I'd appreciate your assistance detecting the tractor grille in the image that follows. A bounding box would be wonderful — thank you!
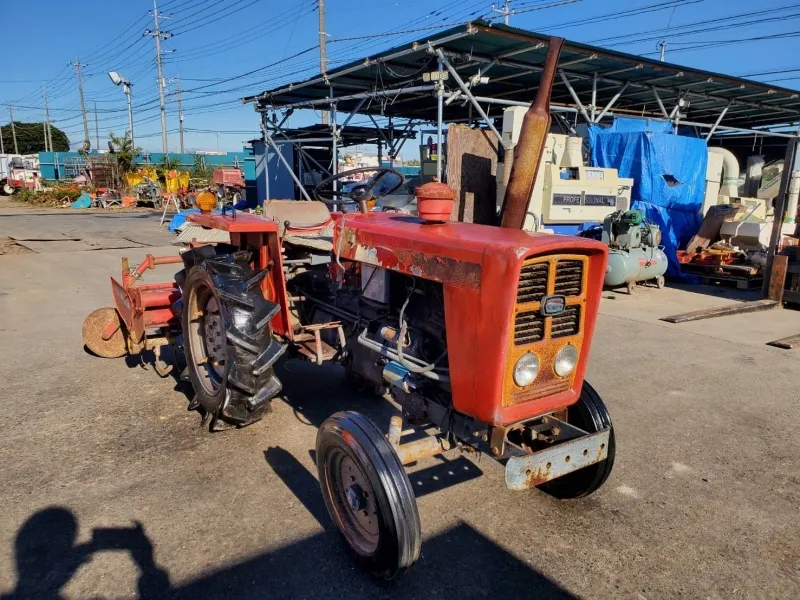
[514,311,545,345]
[516,262,549,304]
[551,306,580,338]
[554,260,583,296]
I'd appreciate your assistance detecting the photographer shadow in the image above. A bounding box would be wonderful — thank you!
[2,507,169,600]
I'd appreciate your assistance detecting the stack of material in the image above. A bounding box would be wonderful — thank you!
[679,205,763,289]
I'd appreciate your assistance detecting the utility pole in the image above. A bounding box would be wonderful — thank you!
[8,104,18,154]
[145,0,172,153]
[318,0,328,125]
[43,87,53,152]
[658,40,667,62]
[71,59,90,151]
[94,102,100,151]
[42,89,49,152]
[492,0,512,25]
[176,77,184,153]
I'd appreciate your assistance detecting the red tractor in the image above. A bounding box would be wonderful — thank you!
[82,39,615,580]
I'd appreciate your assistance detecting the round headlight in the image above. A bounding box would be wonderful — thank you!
[513,352,540,387]
[554,344,579,377]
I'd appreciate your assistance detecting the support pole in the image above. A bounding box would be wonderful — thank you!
[330,87,338,208]
[436,56,444,181]
[44,87,53,151]
[318,0,328,125]
[267,119,332,177]
[762,137,799,298]
[94,102,100,151]
[651,87,669,119]
[590,72,597,121]
[176,77,185,153]
[260,121,313,201]
[8,104,18,154]
[436,49,507,149]
[704,100,732,140]
[125,83,135,149]
[71,60,90,151]
[146,0,171,153]
[42,88,49,152]
[594,82,629,123]
[559,71,592,125]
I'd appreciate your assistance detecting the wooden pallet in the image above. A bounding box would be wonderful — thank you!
[681,262,762,290]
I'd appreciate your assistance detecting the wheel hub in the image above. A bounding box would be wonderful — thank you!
[202,296,226,376]
[332,455,379,554]
[345,483,367,512]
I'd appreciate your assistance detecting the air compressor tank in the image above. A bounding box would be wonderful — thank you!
[605,246,668,288]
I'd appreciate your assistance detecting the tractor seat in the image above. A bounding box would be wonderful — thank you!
[262,200,332,235]
[263,200,334,251]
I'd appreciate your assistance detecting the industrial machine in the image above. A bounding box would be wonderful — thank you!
[82,38,615,580]
[213,167,245,207]
[496,108,633,233]
[594,209,667,293]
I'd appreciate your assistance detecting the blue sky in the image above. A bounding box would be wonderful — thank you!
[3,0,800,155]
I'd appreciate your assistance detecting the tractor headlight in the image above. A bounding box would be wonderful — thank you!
[554,344,579,377]
[513,352,540,387]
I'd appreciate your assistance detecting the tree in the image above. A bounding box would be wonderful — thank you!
[108,132,139,174]
[0,121,69,154]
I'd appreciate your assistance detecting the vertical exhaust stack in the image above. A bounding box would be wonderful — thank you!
[500,37,565,230]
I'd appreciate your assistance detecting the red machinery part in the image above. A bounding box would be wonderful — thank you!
[212,168,245,188]
[414,181,456,222]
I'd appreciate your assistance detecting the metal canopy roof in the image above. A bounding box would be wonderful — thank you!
[244,21,800,136]
[263,123,416,147]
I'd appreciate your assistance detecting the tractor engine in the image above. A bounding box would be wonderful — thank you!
[291,262,450,423]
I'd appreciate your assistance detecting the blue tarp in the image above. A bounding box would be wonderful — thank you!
[589,118,707,280]
[70,192,92,209]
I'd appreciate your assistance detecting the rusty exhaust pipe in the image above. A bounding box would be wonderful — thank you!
[500,37,565,230]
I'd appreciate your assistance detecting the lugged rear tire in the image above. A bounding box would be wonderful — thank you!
[182,251,286,430]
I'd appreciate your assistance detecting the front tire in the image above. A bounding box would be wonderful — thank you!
[316,411,421,580]
[537,381,615,499]
[182,251,286,430]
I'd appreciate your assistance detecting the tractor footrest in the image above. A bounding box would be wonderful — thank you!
[295,322,344,365]
[504,428,611,490]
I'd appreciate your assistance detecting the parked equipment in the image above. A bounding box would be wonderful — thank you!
[212,167,245,207]
[597,209,667,293]
[83,38,616,580]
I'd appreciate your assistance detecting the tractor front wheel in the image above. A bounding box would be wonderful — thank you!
[537,381,615,499]
[316,411,421,580]
[182,251,285,430]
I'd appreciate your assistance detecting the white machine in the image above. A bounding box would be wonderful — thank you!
[496,107,634,232]
[702,146,800,250]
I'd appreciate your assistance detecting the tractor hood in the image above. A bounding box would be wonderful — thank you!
[334,212,609,426]
[333,212,606,289]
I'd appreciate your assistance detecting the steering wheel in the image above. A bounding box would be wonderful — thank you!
[312,166,405,207]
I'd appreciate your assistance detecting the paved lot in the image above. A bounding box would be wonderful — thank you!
[0,205,798,599]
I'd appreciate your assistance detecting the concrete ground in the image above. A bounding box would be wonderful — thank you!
[0,204,798,599]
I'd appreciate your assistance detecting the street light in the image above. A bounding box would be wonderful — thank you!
[108,71,134,148]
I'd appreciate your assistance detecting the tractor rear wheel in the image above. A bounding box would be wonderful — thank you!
[316,411,421,580]
[537,381,615,499]
[182,251,286,430]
